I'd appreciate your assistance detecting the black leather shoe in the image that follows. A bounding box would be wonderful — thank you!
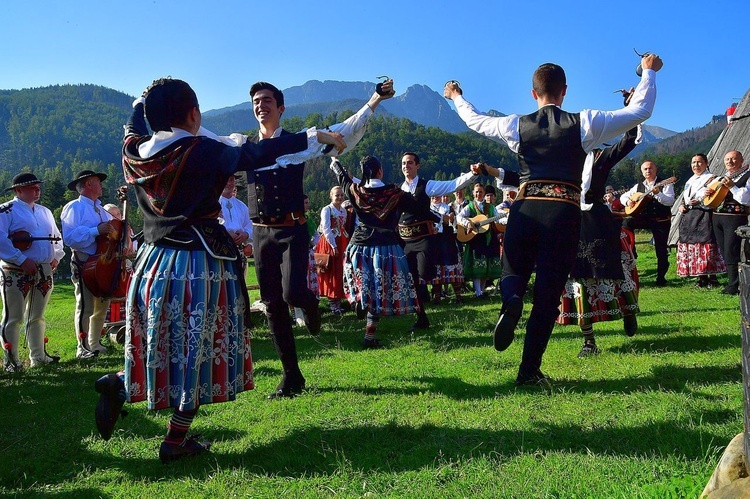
[515,369,552,388]
[302,304,321,336]
[654,278,668,287]
[494,297,522,351]
[159,435,211,464]
[355,301,367,320]
[363,338,385,349]
[267,379,306,400]
[623,314,638,337]
[721,285,739,295]
[409,316,430,331]
[94,373,127,440]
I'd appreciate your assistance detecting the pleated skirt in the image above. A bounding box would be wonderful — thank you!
[125,244,253,411]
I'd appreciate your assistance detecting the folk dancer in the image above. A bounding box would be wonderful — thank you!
[93,77,346,462]
[0,173,64,371]
[445,54,662,385]
[331,156,439,348]
[557,126,642,357]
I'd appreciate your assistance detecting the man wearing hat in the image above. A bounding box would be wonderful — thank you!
[61,170,115,358]
[219,174,253,259]
[0,173,65,371]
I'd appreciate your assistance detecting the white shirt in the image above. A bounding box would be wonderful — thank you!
[219,195,253,238]
[61,196,113,256]
[681,171,715,204]
[620,179,675,208]
[452,69,658,190]
[0,198,65,265]
[430,202,451,233]
[400,172,478,198]
[319,204,348,249]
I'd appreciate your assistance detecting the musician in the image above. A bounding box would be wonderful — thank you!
[620,160,675,286]
[61,170,115,358]
[0,173,64,371]
[445,54,662,386]
[219,174,253,258]
[604,185,625,213]
[457,183,503,298]
[705,150,750,295]
[241,79,393,398]
[676,154,725,288]
[399,152,478,329]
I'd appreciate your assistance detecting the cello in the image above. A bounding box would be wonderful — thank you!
[82,186,132,298]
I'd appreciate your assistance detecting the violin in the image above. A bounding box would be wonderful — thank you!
[81,186,132,298]
[8,231,61,251]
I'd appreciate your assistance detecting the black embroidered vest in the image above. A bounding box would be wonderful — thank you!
[399,177,431,224]
[636,177,672,219]
[517,106,587,184]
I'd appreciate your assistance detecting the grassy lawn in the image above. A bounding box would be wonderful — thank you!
[0,234,743,497]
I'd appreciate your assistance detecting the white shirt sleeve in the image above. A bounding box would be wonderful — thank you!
[424,171,478,197]
[453,95,521,153]
[579,69,657,153]
[654,182,675,207]
[620,185,638,206]
[321,104,374,156]
[319,205,336,249]
[731,184,750,206]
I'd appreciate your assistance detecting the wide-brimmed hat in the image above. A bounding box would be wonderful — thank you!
[6,173,42,192]
[67,170,107,191]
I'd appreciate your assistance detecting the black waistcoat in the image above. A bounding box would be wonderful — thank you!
[636,177,672,219]
[245,130,305,219]
[517,106,587,184]
[399,177,430,224]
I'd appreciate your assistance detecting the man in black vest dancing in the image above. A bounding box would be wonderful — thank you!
[620,160,675,286]
[398,152,478,329]
[444,55,663,386]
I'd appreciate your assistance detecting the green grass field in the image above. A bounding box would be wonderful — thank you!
[0,235,743,497]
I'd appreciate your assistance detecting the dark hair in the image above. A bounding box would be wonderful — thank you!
[484,184,496,196]
[360,155,382,183]
[402,152,420,165]
[532,63,566,99]
[249,81,284,107]
[693,153,708,163]
[144,78,198,132]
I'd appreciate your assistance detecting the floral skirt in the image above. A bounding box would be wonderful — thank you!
[676,242,726,277]
[307,247,320,298]
[125,244,254,411]
[430,232,464,284]
[343,244,418,316]
[558,230,640,326]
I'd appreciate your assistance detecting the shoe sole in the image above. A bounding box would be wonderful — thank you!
[494,299,522,352]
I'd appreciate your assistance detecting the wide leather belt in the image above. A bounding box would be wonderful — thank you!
[253,211,307,227]
[516,180,581,207]
[398,220,436,241]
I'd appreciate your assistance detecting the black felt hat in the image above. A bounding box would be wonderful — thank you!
[67,170,107,191]
[6,173,42,192]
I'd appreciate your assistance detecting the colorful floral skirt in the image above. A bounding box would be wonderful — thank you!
[125,244,254,411]
[429,231,464,285]
[343,244,418,316]
[307,247,320,298]
[676,242,726,277]
[558,230,640,326]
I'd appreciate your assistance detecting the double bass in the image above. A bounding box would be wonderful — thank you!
[82,187,132,298]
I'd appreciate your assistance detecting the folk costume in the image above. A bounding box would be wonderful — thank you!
[557,127,641,355]
[620,174,675,285]
[711,168,750,294]
[120,98,325,414]
[61,171,114,358]
[315,202,349,313]
[676,170,725,283]
[458,199,503,286]
[331,157,439,348]
[452,66,657,383]
[0,175,64,370]
[219,190,254,259]
[429,200,464,303]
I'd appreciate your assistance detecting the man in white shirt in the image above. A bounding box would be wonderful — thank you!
[0,173,65,371]
[444,54,663,386]
[620,160,675,286]
[219,174,253,258]
[61,170,116,358]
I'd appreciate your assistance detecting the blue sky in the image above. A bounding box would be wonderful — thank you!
[2,0,748,133]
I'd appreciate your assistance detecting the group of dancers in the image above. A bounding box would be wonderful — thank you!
[14,52,740,464]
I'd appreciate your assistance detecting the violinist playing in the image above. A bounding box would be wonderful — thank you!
[0,173,64,371]
[61,170,115,358]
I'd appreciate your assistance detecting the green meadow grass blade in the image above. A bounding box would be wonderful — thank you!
[0,234,742,497]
